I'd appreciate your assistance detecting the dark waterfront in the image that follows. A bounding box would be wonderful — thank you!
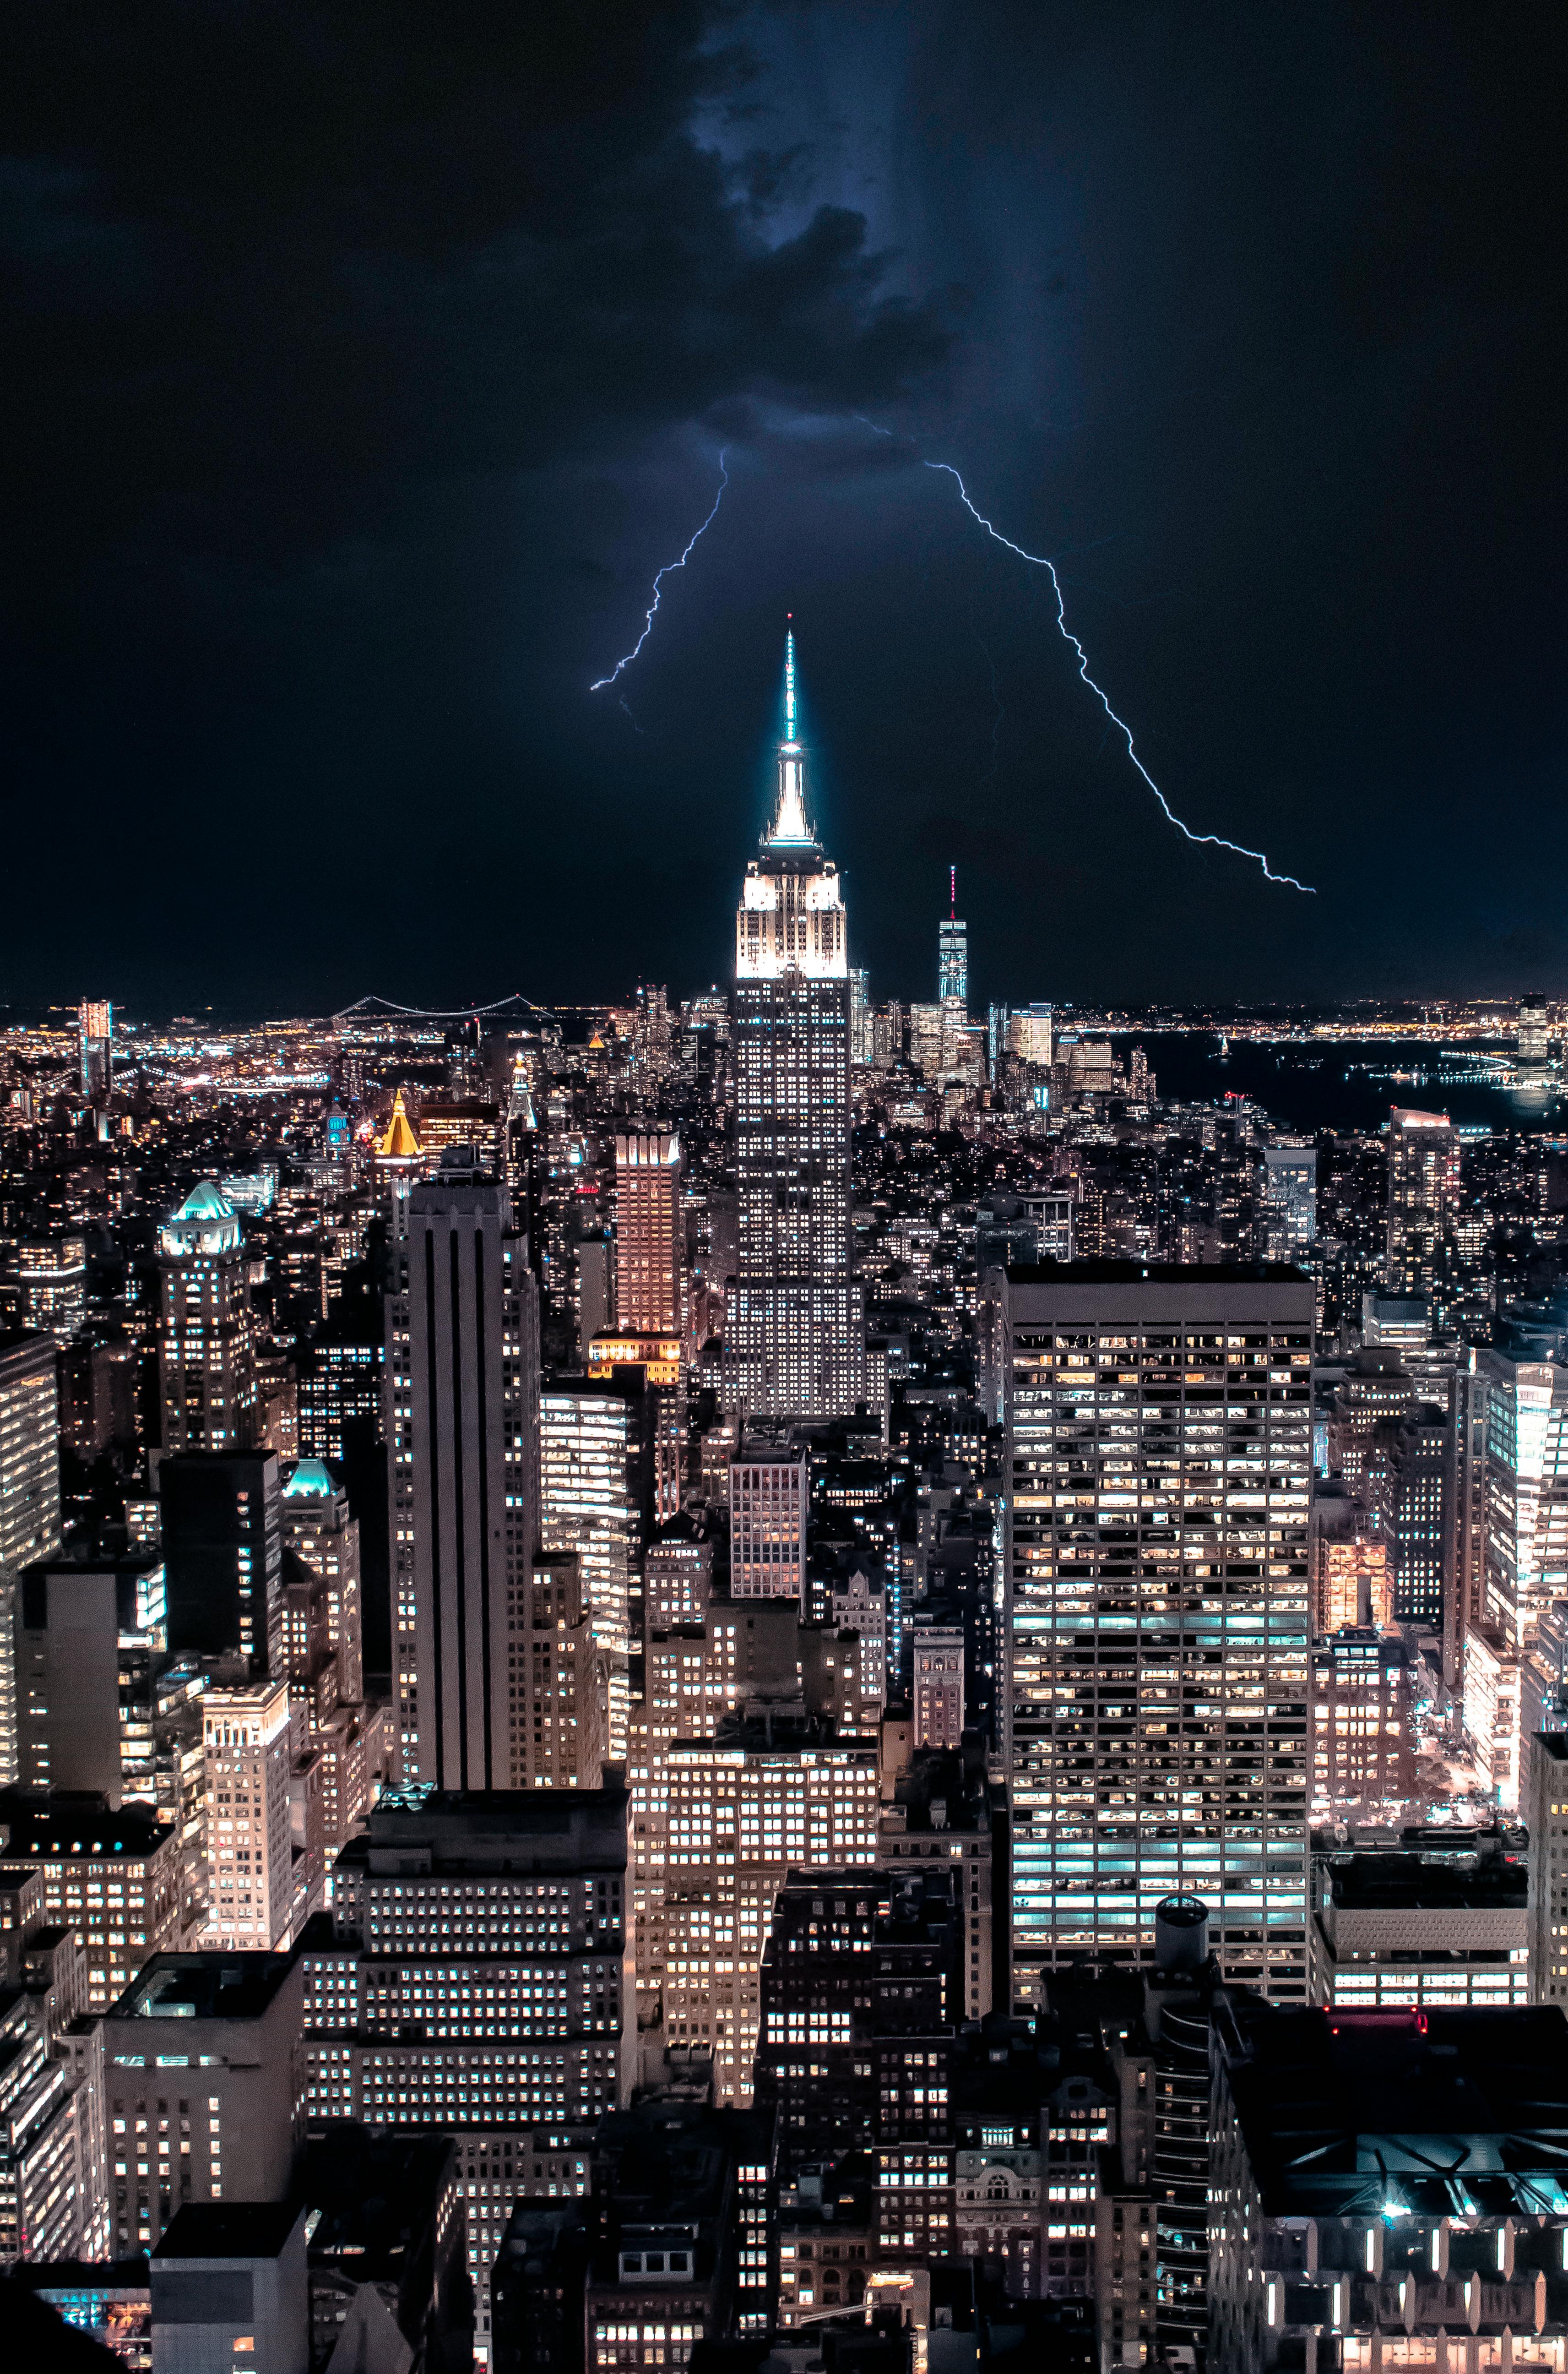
[1111,1033,1567,1138]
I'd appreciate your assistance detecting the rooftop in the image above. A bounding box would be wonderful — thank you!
[152,2203,304,2263]
[333,1783,629,1875]
[1007,1258,1312,1287]
[0,1329,58,1372]
[158,1179,242,1258]
[8,2255,151,2297]
[109,1952,300,2025]
[299,2125,457,2272]
[1220,2004,1568,2219]
[589,2098,773,2287]
[677,1714,877,1759]
[887,1745,991,1836]
[280,1458,335,1499]
[1321,1851,1526,1915]
[493,2197,588,2277]
[175,1180,236,1221]
[0,1794,174,1862]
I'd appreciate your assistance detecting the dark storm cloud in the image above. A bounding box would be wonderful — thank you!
[1,1,1565,1013]
[0,2,945,588]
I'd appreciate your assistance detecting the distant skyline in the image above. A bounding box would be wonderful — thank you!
[3,5,1564,1011]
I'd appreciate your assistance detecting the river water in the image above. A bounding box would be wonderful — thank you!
[1107,1033,1568,1138]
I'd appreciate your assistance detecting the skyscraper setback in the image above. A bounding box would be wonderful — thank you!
[727,633,864,1421]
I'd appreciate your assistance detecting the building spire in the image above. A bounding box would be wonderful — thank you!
[768,621,813,845]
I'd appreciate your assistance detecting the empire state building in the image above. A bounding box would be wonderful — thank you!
[727,633,865,1420]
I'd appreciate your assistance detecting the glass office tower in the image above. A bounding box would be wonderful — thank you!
[1003,1264,1313,2008]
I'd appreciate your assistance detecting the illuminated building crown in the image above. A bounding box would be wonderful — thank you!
[377,1087,423,1161]
[737,630,846,980]
[158,1179,241,1259]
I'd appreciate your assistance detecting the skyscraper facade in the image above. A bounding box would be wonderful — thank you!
[157,1182,257,1453]
[0,1330,61,1785]
[389,1173,540,1790]
[728,1447,808,1600]
[727,635,863,1421]
[539,1376,652,1762]
[79,998,112,1102]
[1003,1264,1313,2009]
[280,1458,364,1704]
[1518,996,1552,1079]
[849,966,872,1066]
[158,1450,283,1678]
[197,1679,295,1950]
[1260,1143,1317,1264]
[1460,1349,1568,1807]
[613,1132,683,1336]
[938,868,967,1008]
[662,1727,879,2102]
[302,1785,629,2343]
[1385,1106,1458,1304]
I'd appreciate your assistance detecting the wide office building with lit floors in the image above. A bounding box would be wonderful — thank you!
[1003,1263,1313,2008]
[726,633,864,1421]
[301,1782,631,2358]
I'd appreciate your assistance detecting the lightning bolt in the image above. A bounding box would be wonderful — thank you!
[590,449,730,692]
[926,460,1314,892]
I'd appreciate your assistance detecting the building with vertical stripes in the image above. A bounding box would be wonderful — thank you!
[388,1171,539,1790]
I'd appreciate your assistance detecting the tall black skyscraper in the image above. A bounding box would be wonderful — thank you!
[388,1167,540,1787]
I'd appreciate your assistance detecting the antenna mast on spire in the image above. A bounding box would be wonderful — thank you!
[950,864,956,920]
[768,622,813,845]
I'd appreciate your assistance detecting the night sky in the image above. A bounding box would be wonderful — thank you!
[4,4,1565,1016]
